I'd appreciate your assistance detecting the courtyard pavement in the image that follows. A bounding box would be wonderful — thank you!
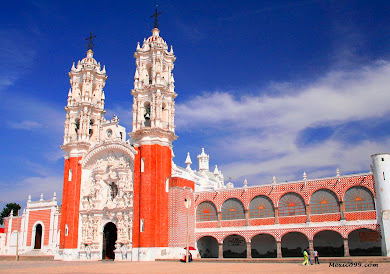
[0,260,387,273]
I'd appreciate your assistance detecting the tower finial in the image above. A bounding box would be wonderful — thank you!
[85,32,97,50]
[150,6,162,29]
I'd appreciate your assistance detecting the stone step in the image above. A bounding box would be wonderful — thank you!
[21,249,49,256]
[0,255,54,261]
[157,256,390,264]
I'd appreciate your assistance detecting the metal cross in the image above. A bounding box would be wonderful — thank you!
[150,8,162,29]
[85,32,97,50]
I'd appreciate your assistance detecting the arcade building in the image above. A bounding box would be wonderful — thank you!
[1,23,390,261]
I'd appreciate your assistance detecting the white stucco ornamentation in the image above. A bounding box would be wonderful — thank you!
[62,49,108,158]
[131,28,177,147]
[77,140,136,259]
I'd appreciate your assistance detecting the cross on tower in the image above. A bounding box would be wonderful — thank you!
[85,32,97,50]
[150,8,162,29]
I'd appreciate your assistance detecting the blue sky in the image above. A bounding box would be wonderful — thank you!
[1,0,390,207]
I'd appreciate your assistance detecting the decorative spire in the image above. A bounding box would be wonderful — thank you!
[272,176,276,184]
[197,148,210,171]
[53,192,57,201]
[336,168,340,177]
[28,195,31,203]
[185,152,192,169]
[303,171,307,181]
[40,193,44,201]
[85,32,97,50]
[137,42,141,50]
[243,179,248,188]
[214,165,219,175]
[150,7,162,29]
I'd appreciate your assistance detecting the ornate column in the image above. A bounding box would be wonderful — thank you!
[274,207,279,224]
[343,238,350,257]
[340,201,345,220]
[305,204,311,223]
[276,241,282,258]
[217,212,222,228]
[247,242,251,258]
[218,243,223,258]
[245,210,249,226]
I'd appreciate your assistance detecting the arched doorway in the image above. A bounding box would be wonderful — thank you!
[34,224,42,249]
[251,234,277,258]
[197,236,219,258]
[348,229,381,256]
[313,230,344,257]
[102,222,117,260]
[281,232,308,257]
[223,235,246,258]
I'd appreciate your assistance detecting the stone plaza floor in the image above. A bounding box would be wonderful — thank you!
[0,260,387,273]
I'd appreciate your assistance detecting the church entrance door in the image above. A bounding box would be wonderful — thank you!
[34,224,42,249]
[102,222,117,260]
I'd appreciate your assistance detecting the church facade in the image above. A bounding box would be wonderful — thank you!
[1,26,390,260]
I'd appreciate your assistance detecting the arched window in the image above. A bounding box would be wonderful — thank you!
[196,201,218,222]
[344,186,375,212]
[249,196,274,218]
[310,189,340,214]
[144,101,151,127]
[75,118,80,133]
[279,192,305,216]
[221,198,245,220]
[110,182,118,200]
[89,119,94,136]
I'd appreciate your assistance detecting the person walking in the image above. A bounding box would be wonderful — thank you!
[302,249,309,266]
[307,249,313,265]
[314,250,319,264]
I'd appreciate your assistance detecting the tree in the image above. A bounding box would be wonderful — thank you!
[0,203,21,225]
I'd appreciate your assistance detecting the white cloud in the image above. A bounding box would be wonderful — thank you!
[175,61,390,186]
[0,175,63,206]
[7,120,42,130]
[4,95,64,134]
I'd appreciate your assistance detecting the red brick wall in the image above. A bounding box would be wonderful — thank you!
[132,144,172,248]
[248,218,275,226]
[278,215,306,224]
[27,209,51,246]
[345,210,376,221]
[168,187,195,248]
[170,177,194,190]
[60,156,82,249]
[310,213,341,222]
[196,221,218,229]
[195,173,376,227]
[221,220,246,227]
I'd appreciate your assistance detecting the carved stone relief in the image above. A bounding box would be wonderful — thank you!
[80,152,134,250]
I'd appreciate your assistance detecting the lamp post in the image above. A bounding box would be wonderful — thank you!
[184,198,191,263]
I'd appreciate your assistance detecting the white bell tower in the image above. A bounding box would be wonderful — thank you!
[62,48,107,156]
[131,27,177,146]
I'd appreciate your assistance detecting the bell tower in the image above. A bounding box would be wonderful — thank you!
[60,41,107,254]
[131,20,177,258]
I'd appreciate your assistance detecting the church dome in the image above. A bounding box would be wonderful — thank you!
[142,28,168,50]
[80,49,98,67]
